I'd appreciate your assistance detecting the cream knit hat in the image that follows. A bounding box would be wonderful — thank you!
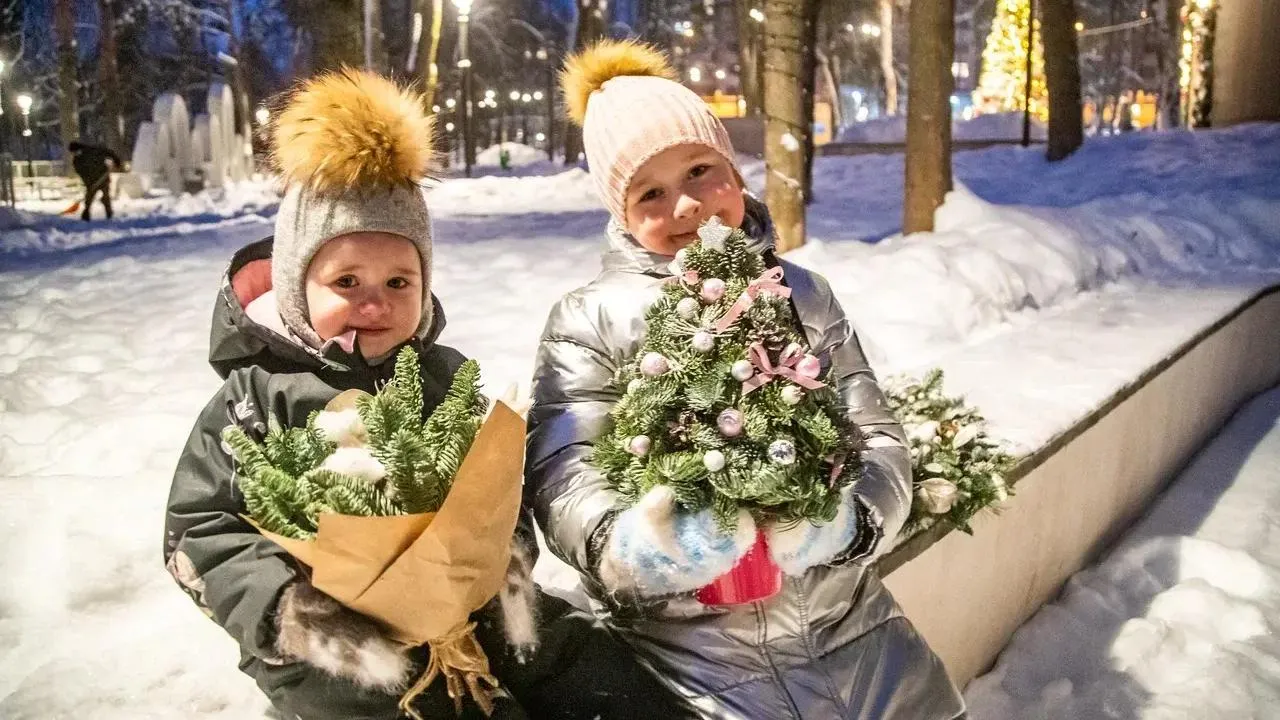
[270,68,436,349]
[562,40,737,226]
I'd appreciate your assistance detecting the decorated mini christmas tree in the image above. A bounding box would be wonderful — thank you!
[222,349,489,539]
[975,0,1047,119]
[591,219,865,532]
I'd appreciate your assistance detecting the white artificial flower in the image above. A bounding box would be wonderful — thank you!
[313,409,367,447]
[952,423,980,448]
[907,420,940,445]
[916,478,958,514]
[321,447,386,483]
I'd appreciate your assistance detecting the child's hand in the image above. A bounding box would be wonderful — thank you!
[599,486,757,597]
[765,486,864,576]
[275,580,412,692]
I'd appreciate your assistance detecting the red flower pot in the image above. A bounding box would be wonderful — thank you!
[695,529,782,605]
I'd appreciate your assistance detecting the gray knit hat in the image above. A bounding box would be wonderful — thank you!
[270,68,437,349]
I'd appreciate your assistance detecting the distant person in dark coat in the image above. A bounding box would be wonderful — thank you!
[68,140,123,221]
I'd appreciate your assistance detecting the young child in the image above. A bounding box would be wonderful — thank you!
[164,68,689,720]
[525,41,967,719]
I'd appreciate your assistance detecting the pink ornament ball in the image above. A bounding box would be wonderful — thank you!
[628,435,652,457]
[640,352,670,377]
[796,354,821,380]
[700,278,727,303]
[717,409,744,437]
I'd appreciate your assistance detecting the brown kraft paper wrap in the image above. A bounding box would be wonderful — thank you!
[256,400,526,717]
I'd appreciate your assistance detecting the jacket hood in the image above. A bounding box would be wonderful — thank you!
[207,237,448,379]
[601,193,776,276]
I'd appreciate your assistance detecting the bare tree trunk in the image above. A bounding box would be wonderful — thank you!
[800,0,817,203]
[763,0,811,251]
[879,0,897,116]
[903,0,954,234]
[55,0,80,173]
[1042,0,1082,160]
[816,49,842,129]
[736,0,764,115]
[364,0,388,71]
[422,0,444,108]
[1155,0,1181,128]
[564,0,606,166]
[98,0,124,155]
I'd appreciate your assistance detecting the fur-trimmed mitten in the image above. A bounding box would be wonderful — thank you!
[275,580,413,692]
[598,485,756,597]
[765,485,873,576]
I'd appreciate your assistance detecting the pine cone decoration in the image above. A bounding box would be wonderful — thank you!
[667,410,698,446]
[748,325,790,354]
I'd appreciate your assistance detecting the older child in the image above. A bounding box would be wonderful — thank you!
[164,68,687,720]
[525,41,966,719]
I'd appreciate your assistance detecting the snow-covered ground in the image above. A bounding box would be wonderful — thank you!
[837,111,1049,144]
[1,124,1279,719]
[966,387,1280,719]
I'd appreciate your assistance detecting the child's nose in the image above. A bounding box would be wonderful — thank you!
[674,194,702,220]
[356,288,392,316]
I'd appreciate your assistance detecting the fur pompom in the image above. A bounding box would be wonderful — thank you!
[560,39,676,126]
[272,68,435,193]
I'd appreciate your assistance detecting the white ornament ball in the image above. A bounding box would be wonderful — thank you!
[717,409,744,437]
[795,354,822,380]
[628,435,652,457]
[767,439,797,466]
[781,385,804,405]
[700,278,727,303]
[691,331,715,353]
[731,359,755,382]
[703,449,726,472]
[627,378,644,394]
[675,247,690,266]
[640,352,669,377]
[676,296,701,320]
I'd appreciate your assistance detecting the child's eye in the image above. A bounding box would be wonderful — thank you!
[688,164,711,179]
[335,275,358,289]
[387,277,411,290]
[638,187,663,203]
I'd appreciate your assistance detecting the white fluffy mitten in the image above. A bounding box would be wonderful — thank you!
[275,580,412,692]
[765,485,863,576]
[598,486,756,597]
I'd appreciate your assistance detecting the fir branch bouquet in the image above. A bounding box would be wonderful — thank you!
[883,369,1017,534]
[591,219,865,531]
[219,347,527,718]
[221,348,489,539]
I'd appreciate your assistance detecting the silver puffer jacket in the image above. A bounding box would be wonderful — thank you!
[526,198,965,719]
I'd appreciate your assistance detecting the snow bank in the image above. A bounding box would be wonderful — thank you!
[476,142,545,169]
[966,388,1280,719]
[838,111,1048,144]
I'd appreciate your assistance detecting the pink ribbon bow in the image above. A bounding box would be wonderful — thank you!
[713,266,791,332]
[742,342,827,394]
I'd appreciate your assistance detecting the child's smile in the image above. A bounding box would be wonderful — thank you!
[623,144,746,257]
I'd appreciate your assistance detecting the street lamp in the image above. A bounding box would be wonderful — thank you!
[452,0,475,177]
[16,92,33,186]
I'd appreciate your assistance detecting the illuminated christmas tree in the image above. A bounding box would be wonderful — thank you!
[975,0,1047,120]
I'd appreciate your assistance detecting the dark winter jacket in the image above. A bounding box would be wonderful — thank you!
[165,238,692,720]
[69,141,122,185]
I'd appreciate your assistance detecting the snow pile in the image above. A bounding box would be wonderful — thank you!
[427,166,601,217]
[2,178,281,258]
[476,142,546,169]
[838,111,1047,144]
[966,388,1280,719]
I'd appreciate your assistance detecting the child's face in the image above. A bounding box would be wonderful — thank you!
[624,144,745,257]
[304,232,423,359]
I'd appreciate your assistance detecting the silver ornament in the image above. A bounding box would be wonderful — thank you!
[691,330,715,353]
[768,439,797,465]
[780,385,804,405]
[640,352,669,377]
[697,216,732,252]
[627,435,652,457]
[731,359,755,382]
[703,449,726,472]
[676,296,701,320]
[700,278,727,303]
[626,378,645,394]
[717,409,744,437]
